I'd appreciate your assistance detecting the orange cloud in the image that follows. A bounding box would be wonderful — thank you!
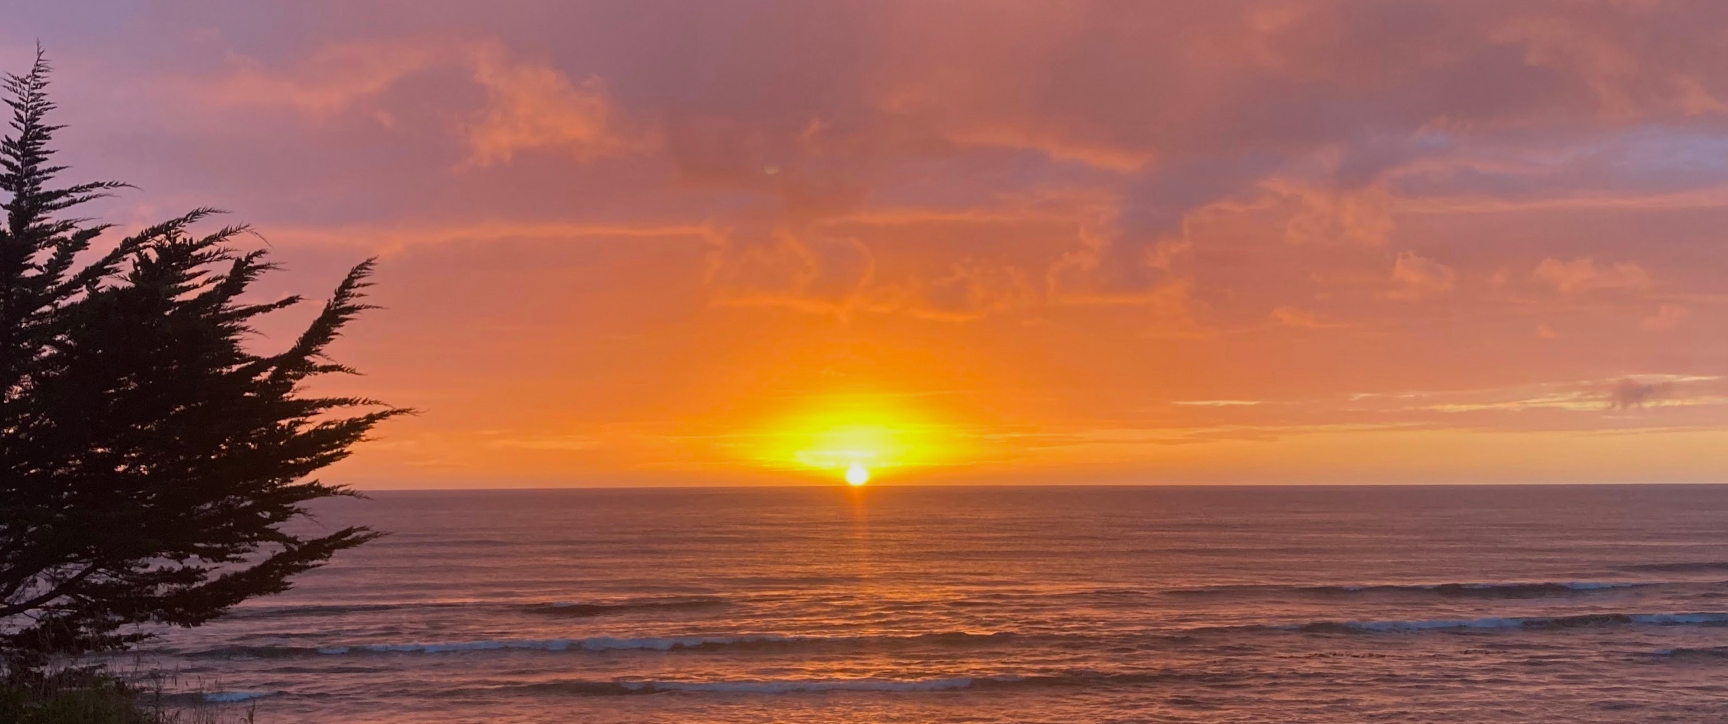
[1388,250,1455,300]
[212,39,638,167]
[213,40,441,118]
[704,233,877,316]
[940,124,1155,171]
[1641,304,1688,331]
[904,261,1036,321]
[1534,257,1652,293]
[464,47,631,166]
[1270,306,1345,329]
[1277,182,1396,246]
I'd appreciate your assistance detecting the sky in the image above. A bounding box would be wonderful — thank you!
[7,0,1728,487]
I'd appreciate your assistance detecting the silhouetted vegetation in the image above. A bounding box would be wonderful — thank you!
[0,669,257,723]
[0,48,405,686]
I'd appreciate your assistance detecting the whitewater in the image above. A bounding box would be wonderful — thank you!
[141,485,1728,722]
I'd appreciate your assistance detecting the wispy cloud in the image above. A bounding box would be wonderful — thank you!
[1535,257,1652,293]
[209,38,643,167]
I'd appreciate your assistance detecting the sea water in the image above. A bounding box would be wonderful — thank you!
[146,485,1728,722]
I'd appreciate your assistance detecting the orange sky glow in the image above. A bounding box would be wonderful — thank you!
[14,1,1728,486]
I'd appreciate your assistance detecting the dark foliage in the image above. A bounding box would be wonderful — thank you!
[0,673,155,723]
[0,50,406,676]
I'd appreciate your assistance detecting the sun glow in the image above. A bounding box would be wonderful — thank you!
[748,394,965,484]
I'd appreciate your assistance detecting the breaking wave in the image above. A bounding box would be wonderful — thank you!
[203,691,277,703]
[1268,612,1728,634]
[158,690,280,705]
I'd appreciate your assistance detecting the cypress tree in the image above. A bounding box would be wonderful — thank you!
[0,49,405,676]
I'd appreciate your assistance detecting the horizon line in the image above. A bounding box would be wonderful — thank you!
[342,480,1728,492]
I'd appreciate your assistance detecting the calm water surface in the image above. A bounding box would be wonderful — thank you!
[148,485,1728,722]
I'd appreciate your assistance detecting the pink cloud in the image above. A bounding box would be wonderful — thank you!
[464,49,630,166]
[210,39,639,168]
[212,40,442,118]
[1534,257,1652,293]
[1270,306,1346,329]
[1641,304,1688,331]
[1388,250,1455,300]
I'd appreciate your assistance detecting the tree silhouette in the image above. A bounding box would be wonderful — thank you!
[0,50,406,677]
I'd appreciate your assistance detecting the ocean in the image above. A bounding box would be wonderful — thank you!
[146,485,1728,722]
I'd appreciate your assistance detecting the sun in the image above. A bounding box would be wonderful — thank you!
[746,393,965,485]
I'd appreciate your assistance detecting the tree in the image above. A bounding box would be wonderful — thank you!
[0,50,406,677]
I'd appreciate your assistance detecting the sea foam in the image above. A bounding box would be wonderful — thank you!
[202,691,277,703]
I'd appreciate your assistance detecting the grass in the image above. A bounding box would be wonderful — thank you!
[0,671,257,724]
[0,675,153,724]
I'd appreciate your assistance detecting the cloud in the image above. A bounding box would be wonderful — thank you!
[906,261,1035,321]
[261,221,719,255]
[1278,182,1396,246]
[704,233,876,315]
[211,39,635,166]
[464,47,629,166]
[1046,207,1194,306]
[486,435,600,452]
[939,124,1155,171]
[1534,257,1652,293]
[213,40,442,118]
[1641,304,1688,331]
[1270,306,1345,329]
[1387,250,1455,300]
[703,232,1042,322]
[1345,374,1727,417]
[1173,400,1264,407]
[23,0,1728,483]
[1607,377,1666,409]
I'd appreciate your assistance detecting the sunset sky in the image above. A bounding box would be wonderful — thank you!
[11,1,1728,487]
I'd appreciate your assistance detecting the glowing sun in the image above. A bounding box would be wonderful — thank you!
[747,393,971,485]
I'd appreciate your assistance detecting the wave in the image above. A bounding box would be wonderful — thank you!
[203,691,277,704]
[641,677,981,693]
[1618,561,1728,573]
[158,691,280,705]
[188,631,1018,659]
[317,635,794,655]
[1269,611,1728,634]
[1654,646,1728,658]
[385,538,519,549]
[1166,581,1645,599]
[507,677,983,696]
[503,671,1212,697]
[229,601,471,620]
[184,610,1728,659]
[231,596,728,621]
[525,597,727,617]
